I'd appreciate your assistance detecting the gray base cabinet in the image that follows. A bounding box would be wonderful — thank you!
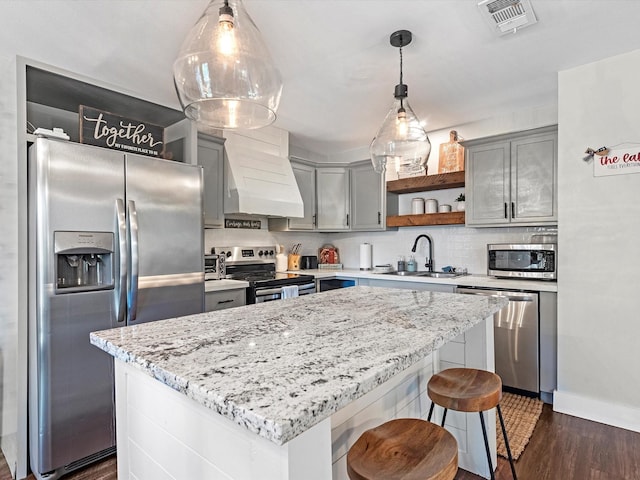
[464,126,558,227]
[205,289,246,312]
[352,277,456,293]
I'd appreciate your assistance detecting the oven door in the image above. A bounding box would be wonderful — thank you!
[254,281,316,303]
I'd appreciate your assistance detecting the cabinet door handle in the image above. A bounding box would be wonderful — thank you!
[378,211,381,225]
[346,213,349,226]
[511,202,515,218]
[504,202,508,219]
[312,214,317,227]
[217,299,235,305]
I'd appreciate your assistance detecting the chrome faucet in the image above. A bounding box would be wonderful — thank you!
[411,234,434,272]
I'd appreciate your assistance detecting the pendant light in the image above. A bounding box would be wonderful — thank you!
[370,30,431,173]
[173,0,283,129]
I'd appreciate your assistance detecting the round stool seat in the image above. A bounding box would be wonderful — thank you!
[346,418,458,480]
[428,368,502,413]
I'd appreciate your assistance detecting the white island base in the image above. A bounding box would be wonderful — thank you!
[113,318,495,480]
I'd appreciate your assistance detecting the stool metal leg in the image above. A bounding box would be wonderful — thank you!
[497,404,518,480]
[479,411,496,480]
[427,402,447,427]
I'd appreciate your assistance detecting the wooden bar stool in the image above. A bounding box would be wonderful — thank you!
[346,418,458,480]
[427,368,518,480]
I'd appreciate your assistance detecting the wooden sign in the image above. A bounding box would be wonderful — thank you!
[438,130,465,173]
[594,148,640,177]
[79,105,165,157]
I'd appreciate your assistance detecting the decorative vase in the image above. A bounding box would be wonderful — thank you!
[456,201,465,211]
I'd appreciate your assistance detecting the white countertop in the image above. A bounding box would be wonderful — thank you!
[90,286,507,446]
[205,279,249,293]
[304,268,558,292]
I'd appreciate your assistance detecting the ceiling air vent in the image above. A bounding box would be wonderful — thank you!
[477,0,538,35]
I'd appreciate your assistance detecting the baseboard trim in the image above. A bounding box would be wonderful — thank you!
[553,389,640,433]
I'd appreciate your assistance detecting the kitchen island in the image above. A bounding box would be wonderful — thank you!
[90,286,507,479]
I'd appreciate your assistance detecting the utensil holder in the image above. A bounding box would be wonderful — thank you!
[288,254,301,271]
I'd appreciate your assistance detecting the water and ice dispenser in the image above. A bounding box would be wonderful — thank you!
[54,231,115,292]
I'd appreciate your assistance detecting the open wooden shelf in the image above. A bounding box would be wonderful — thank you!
[386,171,465,194]
[386,211,465,227]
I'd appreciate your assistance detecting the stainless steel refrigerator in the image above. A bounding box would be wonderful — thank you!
[28,138,204,479]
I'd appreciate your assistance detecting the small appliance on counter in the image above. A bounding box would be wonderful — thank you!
[301,255,318,270]
[204,253,226,280]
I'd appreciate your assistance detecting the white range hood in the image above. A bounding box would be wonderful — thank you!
[223,138,304,218]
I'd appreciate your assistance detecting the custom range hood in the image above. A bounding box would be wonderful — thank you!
[223,137,304,218]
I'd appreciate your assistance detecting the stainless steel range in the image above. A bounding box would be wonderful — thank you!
[212,246,316,303]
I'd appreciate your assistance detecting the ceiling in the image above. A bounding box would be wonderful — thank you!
[4,0,640,157]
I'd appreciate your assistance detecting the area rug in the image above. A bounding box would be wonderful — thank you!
[496,392,543,460]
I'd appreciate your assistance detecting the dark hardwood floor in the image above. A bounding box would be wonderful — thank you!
[2,404,640,479]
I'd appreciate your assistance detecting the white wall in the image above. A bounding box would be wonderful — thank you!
[554,49,640,431]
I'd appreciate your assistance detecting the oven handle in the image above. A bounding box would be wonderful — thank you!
[254,282,316,297]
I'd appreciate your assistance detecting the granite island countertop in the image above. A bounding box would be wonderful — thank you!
[90,286,507,446]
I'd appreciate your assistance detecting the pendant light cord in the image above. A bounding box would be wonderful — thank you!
[399,46,405,109]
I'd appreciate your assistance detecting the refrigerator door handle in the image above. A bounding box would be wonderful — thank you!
[127,200,140,321]
[115,198,127,323]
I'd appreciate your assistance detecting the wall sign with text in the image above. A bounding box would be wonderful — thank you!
[594,147,640,177]
[79,105,165,157]
[224,219,262,229]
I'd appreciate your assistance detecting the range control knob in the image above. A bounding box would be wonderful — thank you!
[226,251,232,258]
[258,250,264,256]
[269,250,274,256]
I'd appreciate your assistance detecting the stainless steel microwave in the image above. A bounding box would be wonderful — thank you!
[204,254,226,280]
[487,243,557,280]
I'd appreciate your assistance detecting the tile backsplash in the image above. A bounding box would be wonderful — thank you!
[205,220,556,275]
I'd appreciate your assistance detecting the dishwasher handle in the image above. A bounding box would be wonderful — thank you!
[457,288,536,302]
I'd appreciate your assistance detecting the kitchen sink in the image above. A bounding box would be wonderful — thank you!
[417,272,466,278]
[381,271,467,278]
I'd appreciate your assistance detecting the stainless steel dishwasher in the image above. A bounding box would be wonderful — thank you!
[456,286,539,394]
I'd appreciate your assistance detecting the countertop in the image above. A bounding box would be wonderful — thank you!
[90,286,507,446]
[304,268,558,292]
[205,279,249,293]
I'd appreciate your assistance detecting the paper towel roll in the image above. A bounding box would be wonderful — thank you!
[360,243,373,270]
[276,254,288,272]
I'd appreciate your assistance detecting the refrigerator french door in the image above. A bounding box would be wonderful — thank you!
[28,138,204,479]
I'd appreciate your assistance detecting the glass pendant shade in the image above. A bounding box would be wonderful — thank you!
[370,97,431,174]
[173,0,283,129]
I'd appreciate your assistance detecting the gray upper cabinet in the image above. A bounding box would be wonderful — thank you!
[316,167,350,230]
[269,159,388,232]
[350,160,385,230]
[465,126,558,227]
[288,161,317,230]
[198,134,225,228]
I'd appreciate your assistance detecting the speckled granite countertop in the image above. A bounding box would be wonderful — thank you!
[90,286,507,446]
